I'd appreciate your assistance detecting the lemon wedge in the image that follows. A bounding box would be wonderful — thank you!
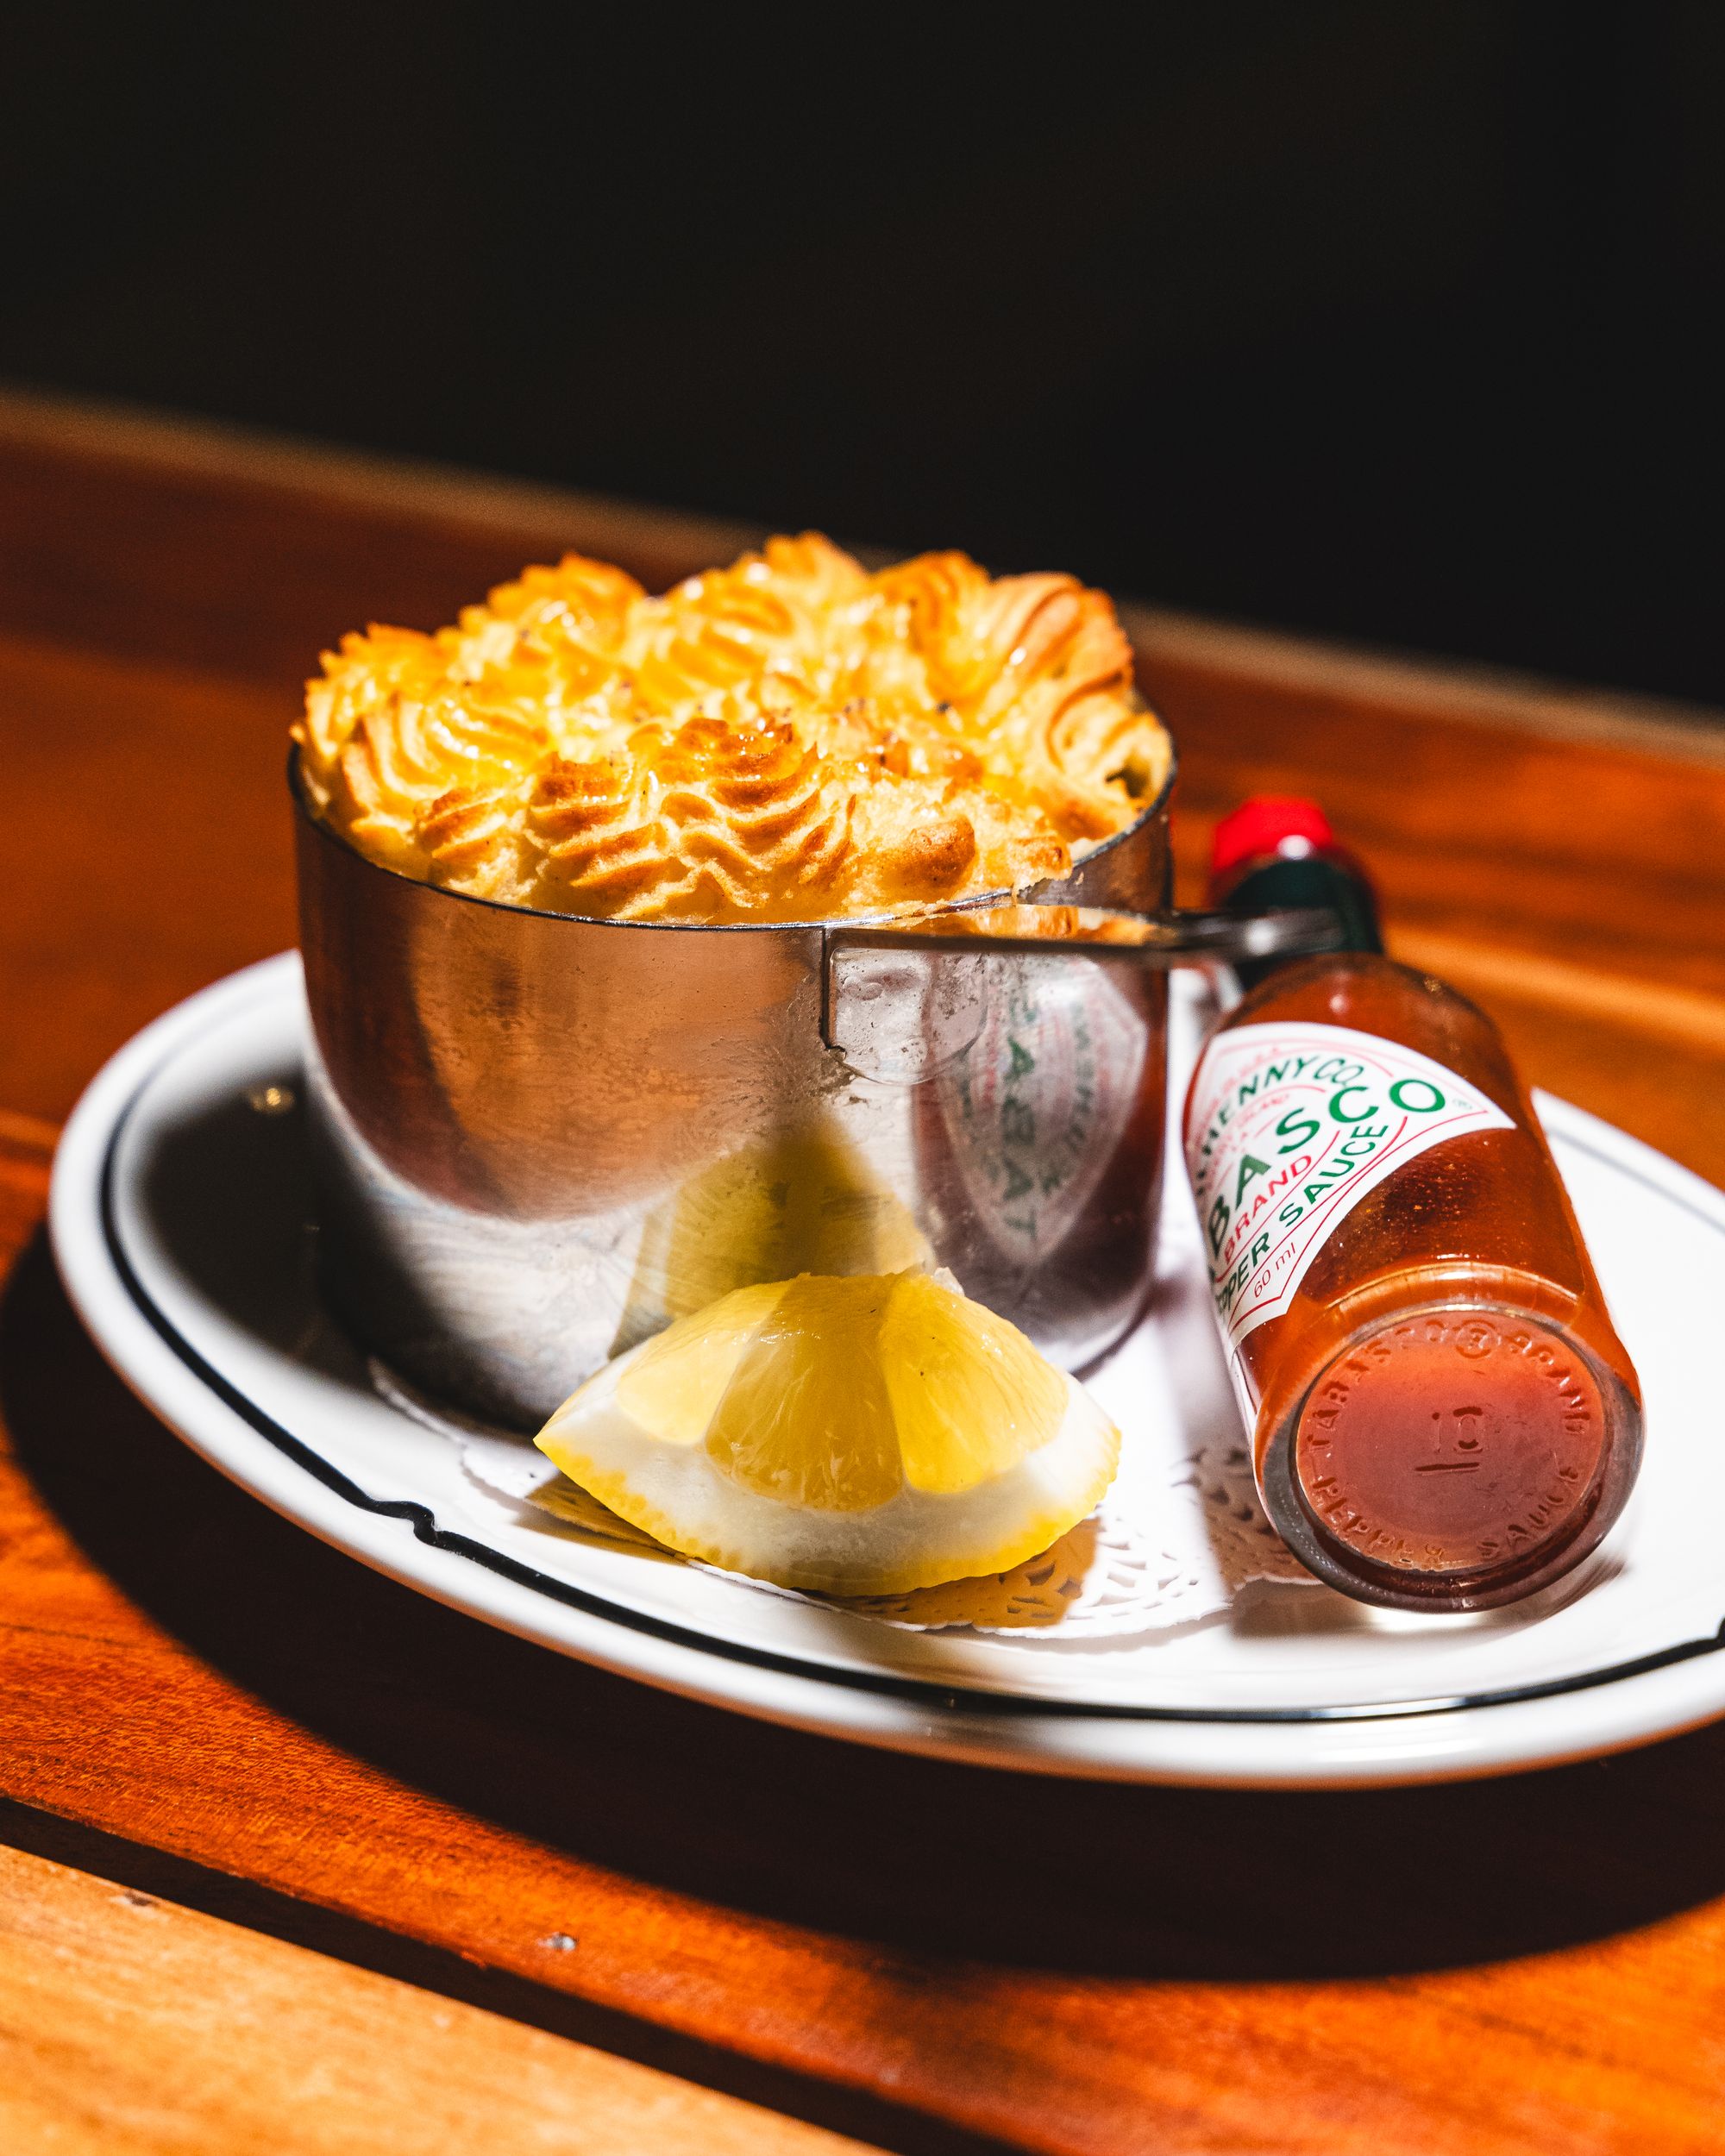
[534,1270,1120,1595]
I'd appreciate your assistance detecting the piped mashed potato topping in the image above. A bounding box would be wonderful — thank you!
[295,533,1170,922]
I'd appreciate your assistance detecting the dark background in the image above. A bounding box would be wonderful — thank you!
[5,2,1722,704]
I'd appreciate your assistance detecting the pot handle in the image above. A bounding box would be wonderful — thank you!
[819,901,1341,1079]
[825,900,1340,968]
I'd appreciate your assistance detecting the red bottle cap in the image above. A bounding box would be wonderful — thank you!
[1209,795,1336,882]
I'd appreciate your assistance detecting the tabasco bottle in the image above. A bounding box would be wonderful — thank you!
[1184,796,1643,1611]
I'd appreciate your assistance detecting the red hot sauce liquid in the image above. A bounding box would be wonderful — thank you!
[1197,951,1642,1611]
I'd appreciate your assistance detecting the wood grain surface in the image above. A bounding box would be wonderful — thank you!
[0,1844,869,2155]
[3,388,1725,2153]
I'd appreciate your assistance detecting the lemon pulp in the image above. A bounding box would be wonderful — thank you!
[880,1271,1069,1494]
[704,1275,902,1510]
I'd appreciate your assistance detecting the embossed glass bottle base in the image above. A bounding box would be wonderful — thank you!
[1260,1306,1640,1611]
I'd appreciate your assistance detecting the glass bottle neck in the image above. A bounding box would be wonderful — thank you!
[1222,854,1383,992]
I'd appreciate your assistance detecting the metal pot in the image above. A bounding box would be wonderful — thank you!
[293,755,1326,1427]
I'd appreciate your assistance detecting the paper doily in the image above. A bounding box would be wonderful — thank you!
[373,1252,1314,1645]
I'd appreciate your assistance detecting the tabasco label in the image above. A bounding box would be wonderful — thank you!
[937,958,1147,1262]
[1184,1021,1514,1355]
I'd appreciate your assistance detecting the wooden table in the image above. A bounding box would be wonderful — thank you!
[3,387,1725,2154]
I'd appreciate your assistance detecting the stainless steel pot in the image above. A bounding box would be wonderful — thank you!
[293,756,1329,1427]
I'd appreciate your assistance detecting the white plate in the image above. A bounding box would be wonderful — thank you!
[49,953,1725,1787]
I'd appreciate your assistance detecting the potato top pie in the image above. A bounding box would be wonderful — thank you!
[294,533,1170,922]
